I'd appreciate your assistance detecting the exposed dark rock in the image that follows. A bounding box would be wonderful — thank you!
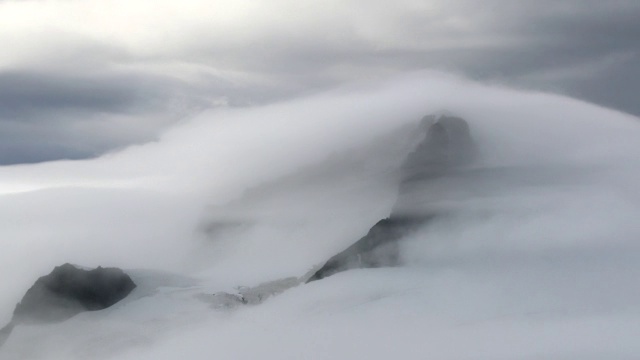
[13,263,136,324]
[306,216,430,282]
[0,323,13,347]
[0,264,136,347]
[400,114,476,185]
[307,114,476,282]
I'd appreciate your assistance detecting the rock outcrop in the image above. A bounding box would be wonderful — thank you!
[307,114,476,282]
[1,264,136,347]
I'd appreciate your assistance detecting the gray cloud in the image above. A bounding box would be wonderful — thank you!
[0,65,247,164]
[0,0,638,164]
[0,71,138,117]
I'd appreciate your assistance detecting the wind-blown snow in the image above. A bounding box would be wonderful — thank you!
[1,72,640,359]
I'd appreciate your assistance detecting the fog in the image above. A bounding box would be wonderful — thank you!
[1,73,640,359]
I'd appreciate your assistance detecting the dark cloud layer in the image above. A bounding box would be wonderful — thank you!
[0,0,639,164]
[0,71,138,118]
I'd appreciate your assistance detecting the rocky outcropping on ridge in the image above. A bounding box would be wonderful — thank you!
[307,114,476,282]
[1,263,136,347]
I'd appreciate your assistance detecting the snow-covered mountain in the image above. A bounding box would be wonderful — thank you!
[1,73,640,359]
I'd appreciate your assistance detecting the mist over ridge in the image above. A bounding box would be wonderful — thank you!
[1,73,640,359]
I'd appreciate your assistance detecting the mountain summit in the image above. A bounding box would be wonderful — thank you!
[307,114,476,282]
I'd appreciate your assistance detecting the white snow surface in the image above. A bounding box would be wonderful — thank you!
[1,72,640,359]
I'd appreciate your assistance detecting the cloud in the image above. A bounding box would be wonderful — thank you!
[0,0,638,164]
[1,73,640,358]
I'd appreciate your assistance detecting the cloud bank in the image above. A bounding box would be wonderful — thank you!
[0,0,639,163]
[1,73,640,358]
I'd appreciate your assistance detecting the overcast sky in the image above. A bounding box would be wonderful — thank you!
[0,0,638,164]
